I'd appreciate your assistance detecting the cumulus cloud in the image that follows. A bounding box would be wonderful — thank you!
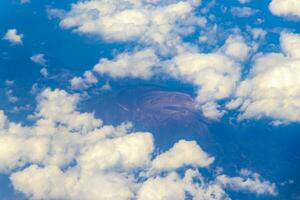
[70,48,159,89]
[137,168,276,200]
[0,88,276,199]
[51,0,203,55]
[70,70,98,90]
[93,48,160,79]
[3,29,23,45]
[217,169,277,196]
[227,32,300,124]
[220,35,251,61]
[167,51,241,119]
[269,0,300,19]
[152,140,214,170]
[137,172,188,200]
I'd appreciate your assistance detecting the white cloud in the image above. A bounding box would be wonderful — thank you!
[167,51,241,119]
[52,0,203,55]
[3,29,23,45]
[269,0,300,19]
[228,32,300,123]
[201,101,225,119]
[220,35,250,61]
[11,165,136,200]
[152,140,214,171]
[70,71,98,90]
[0,88,276,199]
[137,168,276,200]
[34,88,102,134]
[30,54,47,66]
[77,132,154,172]
[93,48,160,79]
[137,172,188,200]
[217,169,277,196]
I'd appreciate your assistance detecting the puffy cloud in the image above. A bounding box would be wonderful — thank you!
[70,71,98,90]
[93,48,160,79]
[281,32,300,58]
[269,0,300,19]
[0,135,48,172]
[70,48,161,89]
[137,169,276,200]
[0,89,102,172]
[152,140,214,170]
[220,35,250,61]
[137,172,188,200]
[217,169,277,196]
[52,0,203,55]
[34,88,102,133]
[228,32,300,123]
[0,88,276,199]
[2,29,23,45]
[11,165,136,200]
[77,132,154,172]
[31,54,47,66]
[167,52,241,119]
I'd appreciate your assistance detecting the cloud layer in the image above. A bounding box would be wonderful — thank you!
[0,89,276,199]
[50,0,300,125]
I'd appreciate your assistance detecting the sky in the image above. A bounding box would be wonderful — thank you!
[0,0,300,199]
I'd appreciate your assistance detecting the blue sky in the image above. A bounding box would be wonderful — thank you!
[0,0,300,199]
